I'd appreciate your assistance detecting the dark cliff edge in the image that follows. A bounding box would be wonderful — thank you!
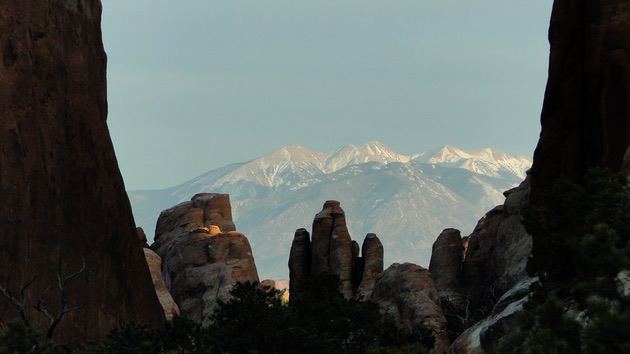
[0,0,164,345]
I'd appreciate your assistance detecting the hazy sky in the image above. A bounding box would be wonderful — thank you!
[102,1,553,190]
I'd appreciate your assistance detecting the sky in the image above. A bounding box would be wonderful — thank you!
[102,1,554,190]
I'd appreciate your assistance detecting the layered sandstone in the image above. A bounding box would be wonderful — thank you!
[0,0,164,344]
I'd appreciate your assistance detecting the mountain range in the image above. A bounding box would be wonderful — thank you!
[128,141,531,279]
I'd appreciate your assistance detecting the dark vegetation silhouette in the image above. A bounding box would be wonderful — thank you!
[1,275,432,353]
[498,169,630,353]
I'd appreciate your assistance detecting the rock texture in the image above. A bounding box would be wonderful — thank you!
[288,228,311,299]
[429,229,466,334]
[530,0,630,202]
[459,177,532,324]
[289,201,384,300]
[448,278,537,354]
[371,263,450,354]
[143,249,181,320]
[446,1,630,352]
[0,0,164,345]
[152,193,259,325]
[429,229,464,302]
[357,233,384,299]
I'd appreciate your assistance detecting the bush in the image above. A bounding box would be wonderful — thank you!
[500,168,630,353]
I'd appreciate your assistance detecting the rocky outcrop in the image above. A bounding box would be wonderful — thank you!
[447,1,630,351]
[260,279,290,303]
[288,228,311,299]
[429,229,464,304]
[459,177,532,323]
[143,249,181,320]
[137,227,150,248]
[530,0,630,202]
[357,233,384,299]
[152,193,258,325]
[289,201,384,300]
[371,263,451,354]
[429,229,466,336]
[449,278,537,354]
[0,0,164,344]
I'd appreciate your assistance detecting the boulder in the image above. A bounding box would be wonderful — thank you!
[371,263,450,354]
[0,0,164,344]
[153,195,259,325]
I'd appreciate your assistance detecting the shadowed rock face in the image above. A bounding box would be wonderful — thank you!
[429,228,466,327]
[153,194,259,325]
[429,229,464,296]
[0,0,164,344]
[371,263,450,354]
[289,201,384,299]
[357,233,384,299]
[446,1,630,352]
[530,0,630,202]
[288,228,311,298]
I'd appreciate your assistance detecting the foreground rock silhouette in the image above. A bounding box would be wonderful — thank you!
[0,0,164,345]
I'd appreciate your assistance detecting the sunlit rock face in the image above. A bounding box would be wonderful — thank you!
[288,201,384,300]
[0,0,164,345]
[152,193,259,325]
[143,248,181,320]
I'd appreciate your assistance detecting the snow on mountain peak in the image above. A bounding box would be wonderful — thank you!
[185,142,530,192]
[415,145,531,180]
[323,141,410,173]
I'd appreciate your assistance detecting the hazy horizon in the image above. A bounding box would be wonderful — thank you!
[102,1,553,190]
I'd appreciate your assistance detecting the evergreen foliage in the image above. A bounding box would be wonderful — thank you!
[499,169,630,353]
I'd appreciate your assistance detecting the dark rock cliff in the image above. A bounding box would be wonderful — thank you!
[0,0,164,344]
[530,0,630,202]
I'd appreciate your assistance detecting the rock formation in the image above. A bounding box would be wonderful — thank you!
[289,201,384,299]
[371,263,451,354]
[137,227,150,248]
[0,0,164,344]
[357,233,384,299]
[444,1,630,352]
[152,193,259,325]
[289,201,452,352]
[529,0,630,202]
[260,279,290,303]
[143,248,181,320]
[429,229,466,333]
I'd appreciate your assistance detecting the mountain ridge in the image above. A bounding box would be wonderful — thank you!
[129,141,531,278]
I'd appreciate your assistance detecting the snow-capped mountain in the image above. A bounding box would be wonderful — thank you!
[415,145,531,180]
[128,142,531,279]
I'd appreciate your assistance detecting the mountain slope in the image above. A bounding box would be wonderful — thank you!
[129,142,530,279]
